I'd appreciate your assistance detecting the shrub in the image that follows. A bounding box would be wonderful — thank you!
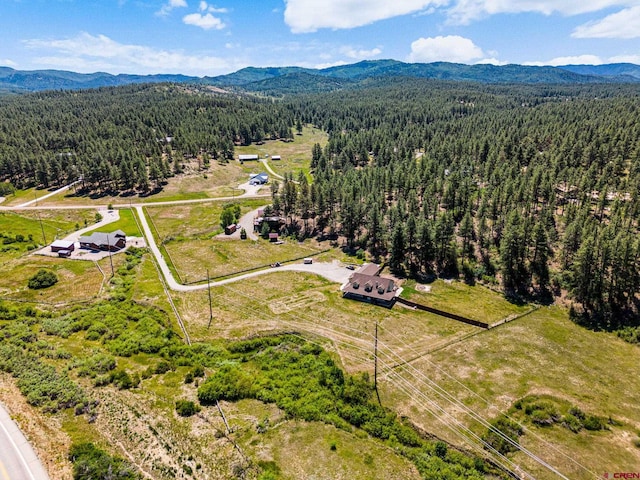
[69,442,139,480]
[28,269,58,289]
[175,400,201,417]
[583,415,604,431]
[153,360,173,374]
[482,416,523,455]
[562,414,583,433]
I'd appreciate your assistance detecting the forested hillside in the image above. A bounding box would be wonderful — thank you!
[0,84,294,192]
[276,80,640,330]
[1,79,639,333]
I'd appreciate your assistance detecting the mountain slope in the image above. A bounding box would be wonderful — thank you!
[558,63,640,80]
[1,60,639,94]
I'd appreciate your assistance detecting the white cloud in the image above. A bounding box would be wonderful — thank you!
[182,12,225,29]
[23,32,238,76]
[283,0,447,33]
[313,60,349,69]
[572,6,640,38]
[609,53,640,63]
[157,0,188,17]
[198,1,228,13]
[524,55,604,66]
[340,46,383,59]
[1,59,18,67]
[447,1,640,25]
[283,0,640,30]
[408,35,484,63]
[475,57,507,65]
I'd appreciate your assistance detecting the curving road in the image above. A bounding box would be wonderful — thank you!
[135,205,350,291]
[0,404,49,480]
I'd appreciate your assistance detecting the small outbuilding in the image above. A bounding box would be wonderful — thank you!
[224,224,237,235]
[271,155,281,161]
[268,233,279,242]
[50,239,75,253]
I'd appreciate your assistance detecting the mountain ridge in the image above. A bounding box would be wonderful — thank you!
[1,60,639,94]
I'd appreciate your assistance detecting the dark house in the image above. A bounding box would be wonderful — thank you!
[268,233,279,242]
[249,172,269,185]
[50,240,75,253]
[79,230,126,252]
[341,264,401,308]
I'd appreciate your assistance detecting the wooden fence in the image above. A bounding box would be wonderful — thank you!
[396,297,489,329]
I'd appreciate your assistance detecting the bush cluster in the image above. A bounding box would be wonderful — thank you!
[69,442,139,480]
[27,269,58,289]
[197,336,487,479]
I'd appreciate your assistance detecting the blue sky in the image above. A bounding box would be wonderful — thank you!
[1,0,639,76]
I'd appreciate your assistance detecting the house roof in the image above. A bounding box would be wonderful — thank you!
[79,230,126,247]
[341,272,397,303]
[51,239,74,249]
[357,263,382,276]
[239,154,259,160]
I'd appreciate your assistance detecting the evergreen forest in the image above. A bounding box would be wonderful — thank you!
[1,79,639,334]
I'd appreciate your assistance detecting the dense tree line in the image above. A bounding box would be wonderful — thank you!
[274,80,640,328]
[0,84,294,193]
[1,79,638,330]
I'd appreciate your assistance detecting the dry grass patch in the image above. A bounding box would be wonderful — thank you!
[164,237,326,281]
[0,256,105,303]
[0,373,73,479]
[246,418,422,480]
[174,271,475,374]
[236,125,328,179]
[382,306,640,478]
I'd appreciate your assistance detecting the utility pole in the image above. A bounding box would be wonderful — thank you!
[207,269,213,329]
[106,233,114,278]
[37,211,46,245]
[374,320,381,405]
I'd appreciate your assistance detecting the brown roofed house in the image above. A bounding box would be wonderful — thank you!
[79,230,126,252]
[340,263,401,308]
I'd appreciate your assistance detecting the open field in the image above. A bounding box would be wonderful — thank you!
[0,254,116,303]
[382,306,640,478]
[145,200,268,240]
[172,271,480,371]
[0,209,95,262]
[402,279,531,325]
[236,125,328,180]
[86,208,142,237]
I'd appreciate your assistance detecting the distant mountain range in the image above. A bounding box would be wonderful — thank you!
[1,60,639,94]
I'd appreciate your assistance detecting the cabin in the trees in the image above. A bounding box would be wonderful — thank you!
[238,154,259,162]
[249,172,269,185]
[254,215,285,232]
[341,263,402,308]
[79,230,126,252]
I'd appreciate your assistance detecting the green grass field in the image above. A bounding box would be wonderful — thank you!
[382,305,640,478]
[0,255,108,303]
[85,208,142,237]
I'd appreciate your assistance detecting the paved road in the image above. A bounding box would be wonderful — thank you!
[16,181,81,208]
[135,205,351,291]
[0,404,49,480]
